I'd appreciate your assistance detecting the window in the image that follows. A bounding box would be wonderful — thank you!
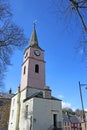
[13,99,15,106]
[75,123,77,127]
[72,123,74,127]
[0,101,3,106]
[65,122,66,126]
[30,116,32,129]
[23,66,26,75]
[78,124,79,127]
[25,105,28,119]
[12,110,14,119]
[67,122,70,126]
[68,127,70,130]
[35,64,39,73]
[0,112,2,120]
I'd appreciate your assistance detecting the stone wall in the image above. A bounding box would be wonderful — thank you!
[0,98,11,130]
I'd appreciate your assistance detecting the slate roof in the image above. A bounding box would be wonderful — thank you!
[23,91,61,102]
[69,115,82,123]
[29,26,39,47]
[0,93,14,99]
[63,114,70,122]
[63,114,82,123]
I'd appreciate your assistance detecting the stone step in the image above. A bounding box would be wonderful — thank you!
[52,128,59,130]
[52,128,62,130]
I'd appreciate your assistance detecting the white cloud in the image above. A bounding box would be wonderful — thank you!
[62,101,72,108]
[58,94,64,99]
[85,109,87,112]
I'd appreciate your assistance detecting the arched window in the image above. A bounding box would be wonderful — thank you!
[23,66,26,75]
[35,64,39,73]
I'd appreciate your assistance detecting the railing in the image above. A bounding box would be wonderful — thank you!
[47,121,63,130]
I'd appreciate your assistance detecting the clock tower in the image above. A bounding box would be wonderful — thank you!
[20,26,45,91]
[8,25,63,130]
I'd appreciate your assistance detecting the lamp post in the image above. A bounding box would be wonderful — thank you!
[79,81,87,130]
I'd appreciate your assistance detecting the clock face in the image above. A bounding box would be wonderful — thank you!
[34,50,41,56]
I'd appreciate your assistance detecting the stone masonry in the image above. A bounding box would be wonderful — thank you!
[0,92,14,130]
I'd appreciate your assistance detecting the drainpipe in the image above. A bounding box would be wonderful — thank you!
[16,86,21,130]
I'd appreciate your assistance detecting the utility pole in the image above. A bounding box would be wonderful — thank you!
[79,81,87,130]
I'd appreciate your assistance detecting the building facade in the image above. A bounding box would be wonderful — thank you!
[70,115,82,130]
[8,26,63,130]
[63,114,71,130]
[0,91,13,130]
[63,114,82,130]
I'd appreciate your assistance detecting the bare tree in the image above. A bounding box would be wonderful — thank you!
[0,0,28,89]
[52,0,87,32]
[70,0,87,32]
[51,0,87,59]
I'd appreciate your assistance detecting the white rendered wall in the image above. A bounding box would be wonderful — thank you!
[8,89,27,130]
[8,89,62,130]
[33,97,62,130]
[22,97,63,130]
[18,89,27,130]
[19,98,34,130]
[8,94,18,130]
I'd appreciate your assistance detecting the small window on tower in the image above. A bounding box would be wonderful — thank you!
[23,66,26,75]
[35,64,39,73]
[25,105,28,119]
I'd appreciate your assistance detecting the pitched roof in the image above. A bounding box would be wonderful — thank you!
[63,114,82,123]
[27,26,44,51]
[69,115,82,123]
[29,26,38,47]
[23,91,61,102]
[0,93,14,99]
[63,114,70,122]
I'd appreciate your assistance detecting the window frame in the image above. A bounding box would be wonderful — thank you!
[35,64,39,73]
[23,66,26,75]
[25,105,28,119]
[0,112,2,120]
[12,110,14,119]
[0,101,4,107]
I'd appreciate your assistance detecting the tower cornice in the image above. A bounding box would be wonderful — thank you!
[22,56,46,66]
[24,46,44,54]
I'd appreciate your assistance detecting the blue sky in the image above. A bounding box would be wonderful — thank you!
[4,0,87,110]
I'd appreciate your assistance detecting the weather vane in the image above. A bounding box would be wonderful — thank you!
[33,20,37,29]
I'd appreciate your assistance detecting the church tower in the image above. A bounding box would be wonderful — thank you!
[20,26,45,91]
[8,25,63,130]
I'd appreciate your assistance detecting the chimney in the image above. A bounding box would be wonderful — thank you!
[9,88,12,94]
[43,86,51,99]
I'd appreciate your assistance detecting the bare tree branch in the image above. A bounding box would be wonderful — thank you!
[0,1,28,90]
[0,0,12,21]
[70,0,87,32]
[51,0,87,61]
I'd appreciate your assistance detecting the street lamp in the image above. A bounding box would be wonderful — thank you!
[79,81,87,130]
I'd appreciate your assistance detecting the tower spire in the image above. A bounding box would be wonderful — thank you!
[33,20,36,30]
[29,21,38,47]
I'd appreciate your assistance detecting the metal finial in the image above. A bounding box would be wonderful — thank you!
[33,20,37,29]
